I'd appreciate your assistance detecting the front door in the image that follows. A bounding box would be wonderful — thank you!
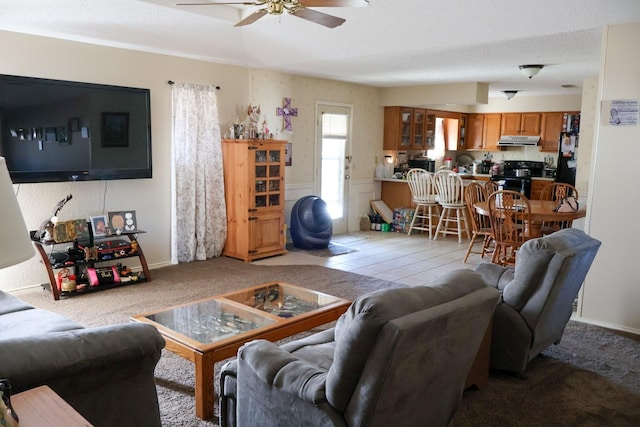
[316,103,352,234]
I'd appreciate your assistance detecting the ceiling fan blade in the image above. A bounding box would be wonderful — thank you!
[291,8,345,28]
[176,2,262,6]
[302,0,368,7]
[234,8,268,26]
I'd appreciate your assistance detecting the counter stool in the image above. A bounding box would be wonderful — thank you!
[406,168,440,239]
[433,170,470,243]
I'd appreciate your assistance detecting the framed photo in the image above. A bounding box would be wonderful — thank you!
[108,210,137,233]
[102,112,129,147]
[45,127,58,142]
[69,117,80,132]
[90,215,109,237]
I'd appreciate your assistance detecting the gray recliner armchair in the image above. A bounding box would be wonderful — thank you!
[474,228,601,374]
[219,270,500,427]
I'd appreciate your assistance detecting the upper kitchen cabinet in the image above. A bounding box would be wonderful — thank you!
[384,106,427,150]
[501,113,541,136]
[539,111,580,152]
[384,107,435,150]
[483,114,503,151]
[466,113,502,151]
[466,114,484,150]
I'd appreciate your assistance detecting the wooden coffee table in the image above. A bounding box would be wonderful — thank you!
[131,281,351,420]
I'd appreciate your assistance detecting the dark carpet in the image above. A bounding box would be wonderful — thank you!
[17,257,640,426]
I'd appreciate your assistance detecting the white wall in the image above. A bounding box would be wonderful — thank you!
[578,23,640,334]
[0,30,250,291]
[0,31,384,291]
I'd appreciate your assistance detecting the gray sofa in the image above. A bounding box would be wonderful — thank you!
[220,269,500,427]
[474,228,601,374]
[0,290,165,427]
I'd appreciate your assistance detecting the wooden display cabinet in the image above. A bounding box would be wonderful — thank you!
[222,139,287,262]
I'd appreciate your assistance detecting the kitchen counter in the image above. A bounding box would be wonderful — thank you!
[376,174,556,210]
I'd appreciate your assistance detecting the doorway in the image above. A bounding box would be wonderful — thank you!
[316,103,352,234]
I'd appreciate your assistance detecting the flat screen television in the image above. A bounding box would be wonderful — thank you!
[0,74,152,183]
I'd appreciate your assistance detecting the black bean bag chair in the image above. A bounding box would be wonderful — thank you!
[290,195,332,250]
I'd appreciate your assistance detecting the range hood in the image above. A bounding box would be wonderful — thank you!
[498,135,540,146]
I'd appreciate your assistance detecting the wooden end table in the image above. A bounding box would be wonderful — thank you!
[12,385,92,426]
[131,281,351,420]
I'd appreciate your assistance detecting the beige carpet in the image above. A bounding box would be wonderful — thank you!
[17,257,640,426]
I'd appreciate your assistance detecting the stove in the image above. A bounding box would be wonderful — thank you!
[501,160,544,177]
[490,160,544,198]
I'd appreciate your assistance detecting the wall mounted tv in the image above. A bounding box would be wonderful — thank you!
[0,74,152,184]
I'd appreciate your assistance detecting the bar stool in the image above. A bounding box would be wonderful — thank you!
[406,168,440,239]
[433,170,470,243]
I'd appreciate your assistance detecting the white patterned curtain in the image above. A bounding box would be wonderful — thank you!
[171,83,226,263]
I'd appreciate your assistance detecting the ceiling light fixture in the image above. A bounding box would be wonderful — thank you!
[519,64,544,79]
[503,90,518,100]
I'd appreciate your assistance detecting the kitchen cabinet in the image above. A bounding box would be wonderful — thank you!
[483,113,503,151]
[380,180,413,211]
[530,178,553,200]
[222,139,287,262]
[458,114,467,149]
[384,107,433,150]
[539,112,580,153]
[465,113,502,151]
[501,113,541,136]
[466,114,484,150]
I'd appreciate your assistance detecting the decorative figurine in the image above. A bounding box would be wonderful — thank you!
[247,104,261,139]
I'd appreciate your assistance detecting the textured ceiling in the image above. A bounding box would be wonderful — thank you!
[2,0,640,98]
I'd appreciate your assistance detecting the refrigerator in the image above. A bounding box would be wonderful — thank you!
[556,114,580,186]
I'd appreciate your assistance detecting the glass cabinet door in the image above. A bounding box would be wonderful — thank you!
[253,145,283,209]
[413,109,425,148]
[400,108,412,148]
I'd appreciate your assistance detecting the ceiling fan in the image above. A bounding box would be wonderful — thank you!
[176,0,368,28]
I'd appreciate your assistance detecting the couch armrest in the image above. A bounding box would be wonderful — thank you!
[0,323,164,392]
[238,339,327,403]
[474,262,513,291]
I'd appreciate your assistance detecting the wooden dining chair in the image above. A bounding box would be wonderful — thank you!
[406,168,440,239]
[539,182,579,233]
[487,190,532,266]
[484,180,499,195]
[432,170,470,243]
[463,182,494,263]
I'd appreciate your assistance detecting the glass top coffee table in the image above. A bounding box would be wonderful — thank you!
[131,281,351,420]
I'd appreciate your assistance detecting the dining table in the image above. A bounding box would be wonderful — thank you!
[474,199,587,238]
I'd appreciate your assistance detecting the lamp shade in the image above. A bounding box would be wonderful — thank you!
[0,157,34,269]
[503,90,518,100]
[519,64,544,79]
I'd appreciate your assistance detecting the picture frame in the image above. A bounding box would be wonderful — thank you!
[90,215,109,237]
[45,127,57,142]
[108,210,137,233]
[69,117,80,132]
[102,112,129,147]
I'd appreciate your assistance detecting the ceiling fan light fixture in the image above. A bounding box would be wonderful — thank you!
[519,64,544,79]
[503,90,518,100]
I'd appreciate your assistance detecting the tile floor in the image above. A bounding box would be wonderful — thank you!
[255,217,586,287]
[254,231,484,287]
